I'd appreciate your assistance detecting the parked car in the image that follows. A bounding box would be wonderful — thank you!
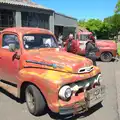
[76,31,117,62]
[0,27,105,116]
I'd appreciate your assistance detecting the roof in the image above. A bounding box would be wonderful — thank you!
[77,31,92,35]
[55,12,77,20]
[2,27,53,35]
[0,0,53,11]
[78,26,89,32]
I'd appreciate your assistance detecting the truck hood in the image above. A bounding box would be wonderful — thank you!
[96,40,117,48]
[23,48,93,74]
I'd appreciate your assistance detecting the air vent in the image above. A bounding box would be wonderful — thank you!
[78,66,93,73]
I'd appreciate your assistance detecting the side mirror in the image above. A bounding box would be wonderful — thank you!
[12,52,20,60]
[9,43,16,52]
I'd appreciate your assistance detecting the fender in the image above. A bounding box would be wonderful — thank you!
[17,68,59,104]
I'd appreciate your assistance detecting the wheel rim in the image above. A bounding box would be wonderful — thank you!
[103,53,111,61]
[26,90,35,110]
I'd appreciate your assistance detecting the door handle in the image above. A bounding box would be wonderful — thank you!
[0,57,2,59]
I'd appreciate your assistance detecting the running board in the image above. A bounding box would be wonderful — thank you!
[0,80,18,97]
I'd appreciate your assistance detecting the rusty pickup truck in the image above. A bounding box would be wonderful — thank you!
[0,27,105,116]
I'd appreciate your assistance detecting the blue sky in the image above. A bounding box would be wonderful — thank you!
[33,0,118,20]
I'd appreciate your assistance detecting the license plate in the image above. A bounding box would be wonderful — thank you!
[86,85,105,108]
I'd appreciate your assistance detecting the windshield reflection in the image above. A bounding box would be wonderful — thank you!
[23,34,58,49]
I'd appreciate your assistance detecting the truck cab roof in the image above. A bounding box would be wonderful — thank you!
[2,27,53,35]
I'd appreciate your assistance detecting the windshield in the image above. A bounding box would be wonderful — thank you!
[23,34,58,49]
[79,34,89,41]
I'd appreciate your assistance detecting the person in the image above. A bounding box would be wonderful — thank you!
[85,34,99,66]
[44,38,52,47]
[58,33,63,47]
[65,33,78,54]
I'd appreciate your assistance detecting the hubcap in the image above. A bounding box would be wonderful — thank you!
[26,91,35,110]
[103,53,110,60]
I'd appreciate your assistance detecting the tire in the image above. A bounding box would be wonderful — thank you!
[100,52,112,62]
[25,85,46,116]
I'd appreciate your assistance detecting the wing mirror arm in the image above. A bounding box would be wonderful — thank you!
[12,52,20,61]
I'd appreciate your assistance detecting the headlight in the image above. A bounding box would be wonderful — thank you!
[59,85,72,100]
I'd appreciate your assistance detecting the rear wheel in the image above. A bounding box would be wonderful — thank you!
[25,85,46,116]
[100,52,112,62]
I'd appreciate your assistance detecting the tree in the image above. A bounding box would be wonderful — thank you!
[100,22,113,39]
[78,19,86,27]
[104,16,113,24]
[104,16,115,39]
[104,14,120,38]
[112,14,120,38]
[115,0,120,14]
[85,19,102,32]
[78,18,114,39]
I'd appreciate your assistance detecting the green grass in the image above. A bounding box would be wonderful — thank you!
[117,42,120,56]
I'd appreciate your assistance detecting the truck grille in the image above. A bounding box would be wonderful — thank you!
[70,75,100,95]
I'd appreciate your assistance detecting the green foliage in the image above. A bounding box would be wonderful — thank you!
[78,19,86,27]
[78,18,113,39]
[85,19,102,32]
[115,0,120,14]
[117,42,120,55]
[78,14,120,39]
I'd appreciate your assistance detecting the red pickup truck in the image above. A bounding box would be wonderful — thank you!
[77,31,117,62]
[0,27,105,116]
[63,31,117,62]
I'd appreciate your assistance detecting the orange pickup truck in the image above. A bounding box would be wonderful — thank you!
[0,27,105,116]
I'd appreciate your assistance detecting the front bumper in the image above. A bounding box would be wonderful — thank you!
[59,99,87,115]
[59,85,105,115]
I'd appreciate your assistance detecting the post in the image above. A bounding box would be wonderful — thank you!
[75,25,79,39]
[15,11,22,27]
[49,12,54,34]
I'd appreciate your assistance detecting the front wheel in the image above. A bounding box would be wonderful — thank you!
[100,52,112,62]
[25,85,46,116]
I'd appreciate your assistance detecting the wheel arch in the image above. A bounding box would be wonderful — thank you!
[101,51,113,56]
[19,81,47,104]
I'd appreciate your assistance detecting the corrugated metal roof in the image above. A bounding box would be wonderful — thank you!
[0,0,53,11]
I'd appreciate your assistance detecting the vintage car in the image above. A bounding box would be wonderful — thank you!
[77,31,117,62]
[0,27,105,116]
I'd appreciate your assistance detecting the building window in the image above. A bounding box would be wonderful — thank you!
[22,12,49,29]
[0,9,15,30]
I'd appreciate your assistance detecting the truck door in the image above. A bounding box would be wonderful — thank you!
[0,33,20,84]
